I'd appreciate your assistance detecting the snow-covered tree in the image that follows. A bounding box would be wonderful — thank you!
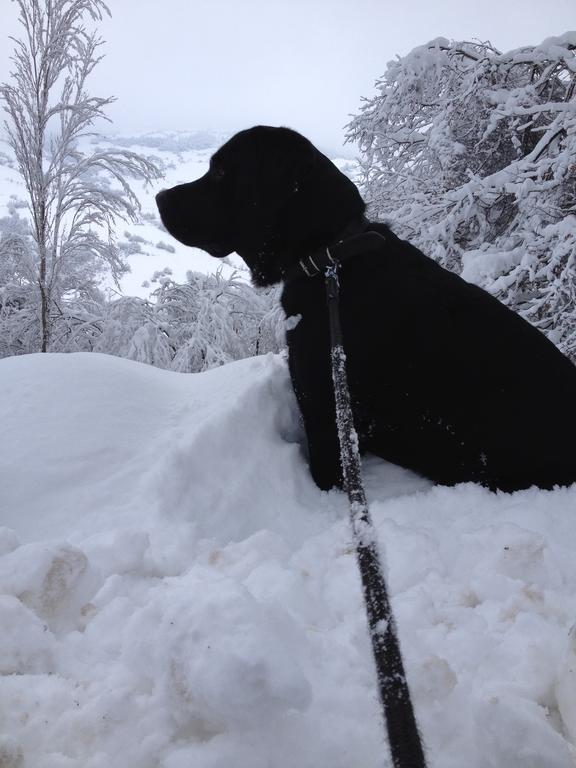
[0,0,161,352]
[0,212,38,356]
[18,268,285,372]
[143,271,284,372]
[348,33,576,360]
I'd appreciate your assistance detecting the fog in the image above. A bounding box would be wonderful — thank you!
[0,0,574,154]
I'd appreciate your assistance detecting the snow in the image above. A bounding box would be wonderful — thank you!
[0,132,247,299]
[460,246,524,287]
[90,135,249,296]
[1,351,576,767]
[348,33,576,360]
[0,133,360,301]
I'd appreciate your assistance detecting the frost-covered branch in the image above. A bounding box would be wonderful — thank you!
[0,269,285,368]
[0,0,161,351]
[348,33,576,359]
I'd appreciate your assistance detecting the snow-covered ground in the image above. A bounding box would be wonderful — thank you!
[1,351,576,767]
[0,130,358,298]
[0,130,245,296]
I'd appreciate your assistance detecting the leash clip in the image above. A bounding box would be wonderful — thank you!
[324,247,339,281]
[325,246,337,267]
[324,247,340,295]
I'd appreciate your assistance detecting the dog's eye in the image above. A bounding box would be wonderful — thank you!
[211,165,226,179]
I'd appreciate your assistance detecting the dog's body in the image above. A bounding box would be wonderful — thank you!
[157,126,576,492]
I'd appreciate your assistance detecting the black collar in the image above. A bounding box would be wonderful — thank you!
[283,217,386,284]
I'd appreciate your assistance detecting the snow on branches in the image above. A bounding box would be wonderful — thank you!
[348,33,576,360]
[0,0,161,351]
[0,269,285,373]
[114,271,285,373]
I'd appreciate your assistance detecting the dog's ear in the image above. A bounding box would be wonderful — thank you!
[278,142,318,190]
[251,139,317,205]
[230,126,365,251]
[234,127,317,204]
[279,144,367,246]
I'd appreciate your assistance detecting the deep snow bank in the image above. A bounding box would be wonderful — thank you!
[0,352,575,767]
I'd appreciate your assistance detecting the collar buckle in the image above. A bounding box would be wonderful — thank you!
[299,247,337,278]
[299,253,321,277]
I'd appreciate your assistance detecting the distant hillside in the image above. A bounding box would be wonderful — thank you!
[0,131,359,299]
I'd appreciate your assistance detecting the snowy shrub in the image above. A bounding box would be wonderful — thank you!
[0,214,40,357]
[156,240,176,253]
[139,270,285,372]
[348,33,576,359]
[0,151,15,169]
[118,239,145,256]
[123,231,151,245]
[6,196,27,215]
[0,207,286,369]
[4,269,286,372]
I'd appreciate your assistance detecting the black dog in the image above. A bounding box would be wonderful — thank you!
[156,125,576,493]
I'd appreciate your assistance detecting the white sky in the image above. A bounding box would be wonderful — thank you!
[0,0,575,155]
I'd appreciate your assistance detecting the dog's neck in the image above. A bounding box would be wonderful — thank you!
[282,215,379,285]
[327,214,371,244]
[236,215,371,288]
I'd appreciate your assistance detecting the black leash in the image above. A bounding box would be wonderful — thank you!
[317,228,427,768]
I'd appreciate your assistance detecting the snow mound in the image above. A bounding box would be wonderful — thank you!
[0,352,575,767]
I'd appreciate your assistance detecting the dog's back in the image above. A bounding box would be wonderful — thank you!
[283,221,576,491]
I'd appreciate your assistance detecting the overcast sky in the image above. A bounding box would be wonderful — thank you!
[0,0,575,155]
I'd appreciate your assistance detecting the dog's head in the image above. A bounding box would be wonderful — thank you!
[155,126,365,286]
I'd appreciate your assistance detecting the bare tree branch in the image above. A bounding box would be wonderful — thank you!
[0,0,161,351]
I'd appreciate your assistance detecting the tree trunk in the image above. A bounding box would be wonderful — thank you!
[39,276,49,352]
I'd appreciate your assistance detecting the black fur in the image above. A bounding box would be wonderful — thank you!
[156,125,576,493]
